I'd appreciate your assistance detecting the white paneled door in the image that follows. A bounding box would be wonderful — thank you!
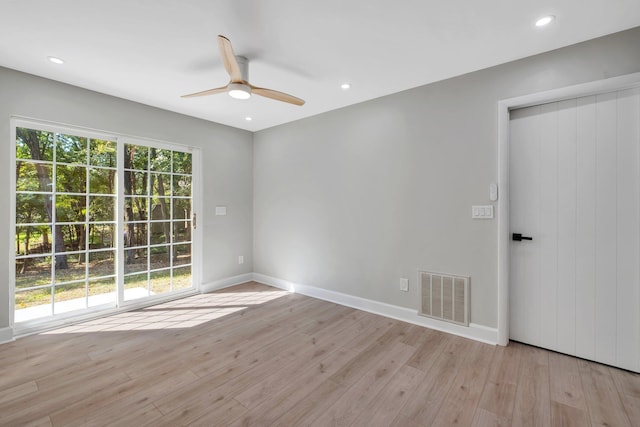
[509,88,640,372]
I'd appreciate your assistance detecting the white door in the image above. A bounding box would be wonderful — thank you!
[509,88,640,372]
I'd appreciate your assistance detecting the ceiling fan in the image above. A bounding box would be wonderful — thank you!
[182,35,305,106]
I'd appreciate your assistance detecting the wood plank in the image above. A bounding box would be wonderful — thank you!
[610,366,640,422]
[615,87,640,372]
[538,101,560,351]
[575,95,597,361]
[401,336,475,425]
[511,345,551,427]
[550,401,589,427]
[349,365,424,427]
[309,342,416,426]
[594,91,619,366]
[578,358,631,427]
[430,341,494,427]
[476,341,522,421]
[0,380,38,405]
[556,97,578,356]
[228,348,358,426]
[548,351,586,410]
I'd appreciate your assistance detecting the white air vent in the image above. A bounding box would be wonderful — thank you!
[419,271,469,326]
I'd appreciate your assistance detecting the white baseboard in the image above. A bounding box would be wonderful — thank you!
[200,273,255,293]
[253,273,498,345]
[0,326,14,344]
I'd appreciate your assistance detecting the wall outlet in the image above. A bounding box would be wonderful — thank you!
[400,278,409,292]
[238,255,244,265]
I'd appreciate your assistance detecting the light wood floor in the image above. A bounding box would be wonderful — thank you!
[1,282,639,427]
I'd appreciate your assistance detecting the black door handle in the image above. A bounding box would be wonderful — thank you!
[512,233,533,241]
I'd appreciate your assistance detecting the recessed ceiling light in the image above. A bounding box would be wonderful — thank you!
[48,56,65,64]
[341,83,351,90]
[535,15,555,27]
[245,116,252,121]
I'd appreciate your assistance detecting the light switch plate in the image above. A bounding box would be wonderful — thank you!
[215,206,227,216]
[472,205,494,219]
[400,278,409,291]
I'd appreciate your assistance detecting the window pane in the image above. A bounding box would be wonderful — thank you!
[56,165,86,193]
[15,256,52,289]
[150,245,170,269]
[172,151,192,174]
[173,243,191,266]
[150,222,171,244]
[125,144,148,171]
[151,198,171,221]
[89,168,116,194]
[56,134,87,164]
[54,281,87,314]
[173,221,191,243]
[172,266,192,290]
[15,287,52,312]
[17,162,52,192]
[16,128,54,161]
[124,170,148,195]
[150,148,171,172]
[173,176,191,197]
[56,195,86,222]
[151,174,171,197]
[90,140,117,167]
[125,273,148,300]
[125,222,147,248]
[89,196,115,222]
[125,248,147,273]
[16,226,52,256]
[125,197,148,221]
[55,253,86,283]
[150,269,171,294]
[88,277,116,307]
[89,224,115,249]
[89,250,115,278]
[16,194,51,224]
[172,198,191,220]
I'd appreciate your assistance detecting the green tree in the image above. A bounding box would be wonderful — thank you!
[17,128,68,269]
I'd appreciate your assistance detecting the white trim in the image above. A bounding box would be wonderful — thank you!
[200,273,255,293]
[497,72,640,346]
[0,327,14,344]
[253,273,498,345]
[9,120,17,330]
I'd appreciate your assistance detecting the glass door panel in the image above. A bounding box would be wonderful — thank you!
[123,143,193,301]
[14,128,118,322]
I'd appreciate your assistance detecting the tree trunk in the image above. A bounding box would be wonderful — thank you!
[20,129,68,268]
[155,175,172,264]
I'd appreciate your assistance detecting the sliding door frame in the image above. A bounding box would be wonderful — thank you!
[9,117,202,335]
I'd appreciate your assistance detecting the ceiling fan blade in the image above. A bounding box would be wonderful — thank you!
[218,35,243,83]
[250,86,305,106]
[181,85,228,98]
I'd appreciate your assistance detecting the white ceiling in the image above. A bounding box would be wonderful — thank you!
[1,1,639,132]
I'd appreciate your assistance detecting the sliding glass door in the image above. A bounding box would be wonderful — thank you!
[12,121,197,327]
[122,143,194,301]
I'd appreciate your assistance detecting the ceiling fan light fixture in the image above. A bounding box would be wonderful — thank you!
[228,83,252,100]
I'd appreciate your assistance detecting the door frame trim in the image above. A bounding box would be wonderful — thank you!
[496,72,640,345]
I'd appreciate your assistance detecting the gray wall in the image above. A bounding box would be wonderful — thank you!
[0,67,254,329]
[253,27,640,329]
